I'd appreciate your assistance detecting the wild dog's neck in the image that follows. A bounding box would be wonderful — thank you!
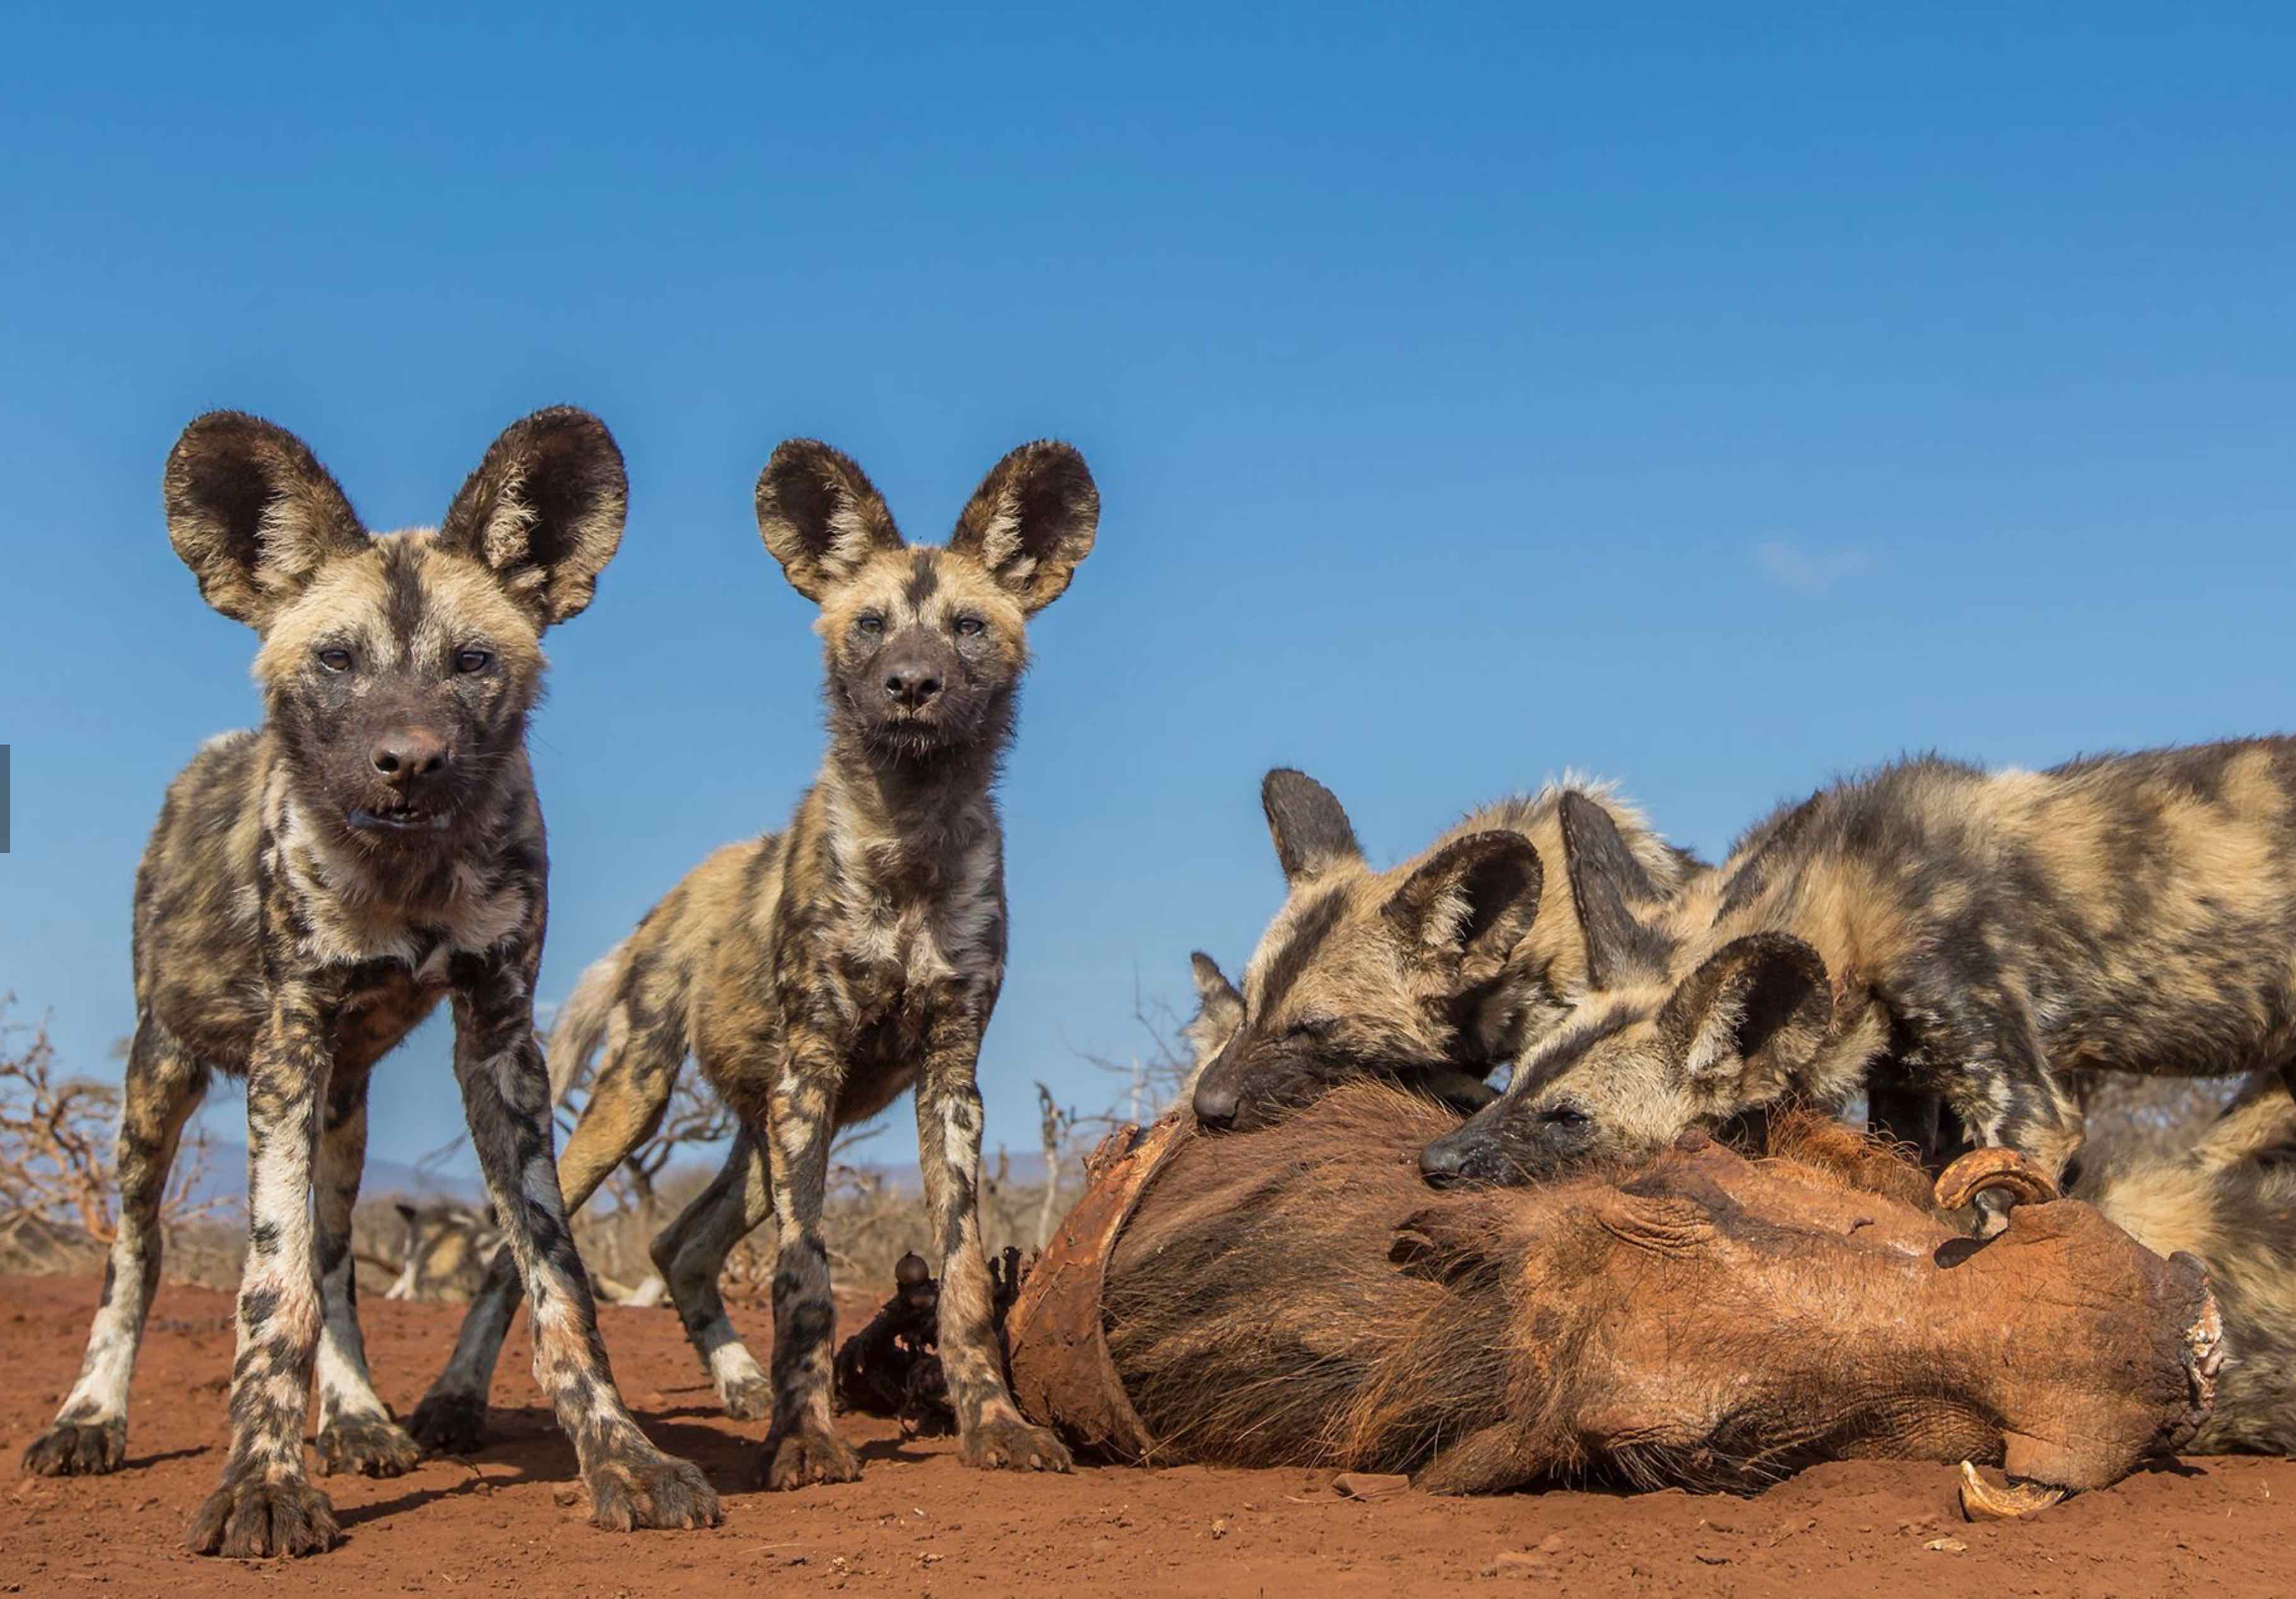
[819,718,1007,856]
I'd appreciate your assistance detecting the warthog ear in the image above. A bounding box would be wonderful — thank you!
[1385,832,1544,984]
[164,412,370,628]
[1560,791,1675,989]
[392,1200,418,1225]
[1262,769,1363,883]
[438,407,627,628]
[1657,933,1833,1099]
[947,440,1099,614]
[754,439,904,602]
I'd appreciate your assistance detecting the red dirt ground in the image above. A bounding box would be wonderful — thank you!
[1,1274,2289,1596]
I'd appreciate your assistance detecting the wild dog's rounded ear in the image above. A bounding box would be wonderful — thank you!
[437,406,628,628]
[163,412,370,628]
[1560,791,1675,990]
[1183,952,1246,1071]
[1657,932,1832,1099]
[1262,769,1363,883]
[1385,832,1544,982]
[947,440,1098,615]
[1189,951,1241,1010]
[754,439,904,603]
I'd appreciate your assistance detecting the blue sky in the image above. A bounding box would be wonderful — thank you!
[3,4,2291,1177]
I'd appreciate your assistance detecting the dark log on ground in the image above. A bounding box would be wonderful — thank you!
[1000,1084,2219,1499]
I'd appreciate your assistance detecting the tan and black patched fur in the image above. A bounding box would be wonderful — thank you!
[2084,1072,2296,1453]
[1424,744,2296,1227]
[20,409,719,1557]
[411,437,1094,1490]
[1188,769,1701,1131]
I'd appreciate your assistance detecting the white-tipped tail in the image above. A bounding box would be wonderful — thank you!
[545,937,632,1102]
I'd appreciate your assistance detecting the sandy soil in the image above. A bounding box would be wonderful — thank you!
[1,1273,2289,1596]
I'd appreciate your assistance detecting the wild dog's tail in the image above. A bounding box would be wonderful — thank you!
[546,936,634,1102]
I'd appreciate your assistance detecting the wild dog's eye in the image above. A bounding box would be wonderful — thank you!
[1540,1104,1590,1130]
[954,615,986,637]
[317,647,353,673]
[856,613,885,635]
[454,648,493,675]
[1286,1017,1339,1042]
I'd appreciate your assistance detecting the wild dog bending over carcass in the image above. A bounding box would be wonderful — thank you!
[413,439,1092,1488]
[1421,746,2296,1229]
[1189,769,1701,1131]
[1003,1083,2218,1501]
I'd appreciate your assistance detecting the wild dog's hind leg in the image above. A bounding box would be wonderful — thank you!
[409,1005,683,1454]
[913,1006,1069,1473]
[185,998,341,1558]
[653,1125,774,1417]
[22,1020,205,1478]
[756,1029,861,1490]
[446,952,717,1531]
[311,1068,420,1477]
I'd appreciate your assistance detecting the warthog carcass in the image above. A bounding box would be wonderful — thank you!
[1003,1083,2220,1500]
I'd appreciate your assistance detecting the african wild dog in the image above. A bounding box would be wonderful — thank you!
[1188,769,1701,1131]
[408,437,1093,1488]
[1420,744,2296,1230]
[2084,1070,2296,1453]
[18,409,718,1557]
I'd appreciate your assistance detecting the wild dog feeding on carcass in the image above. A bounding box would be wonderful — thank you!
[2083,1070,2296,1454]
[1419,745,2296,1227]
[20,409,718,1557]
[1190,769,1701,1131]
[413,437,1092,1489]
[1000,1083,2219,1507]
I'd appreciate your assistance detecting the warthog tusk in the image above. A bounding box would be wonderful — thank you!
[1933,1147,2060,1213]
[1958,1460,2067,1521]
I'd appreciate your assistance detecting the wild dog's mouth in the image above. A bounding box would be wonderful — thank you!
[346,802,449,834]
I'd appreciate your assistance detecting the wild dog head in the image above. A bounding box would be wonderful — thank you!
[165,407,627,855]
[1188,770,1544,1131]
[755,439,1098,764]
[1418,796,1833,1186]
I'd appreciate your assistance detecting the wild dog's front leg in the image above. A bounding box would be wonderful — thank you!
[1932,1003,2083,1236]
[23,1020,204,1478]
[185,998,340,1559]
[914,1007,1070,1473]
[312,1069,421,1478]
[447,953,719,1532]
[757,1027,861,1490]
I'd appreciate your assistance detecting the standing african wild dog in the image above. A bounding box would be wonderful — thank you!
[18,409,718,1557]
[1188,768,1701,1131]
[409,437,1093,1488]
[1420,745,2296,1227]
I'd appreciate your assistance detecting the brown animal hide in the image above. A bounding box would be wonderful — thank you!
[1005,1085,2219,1496]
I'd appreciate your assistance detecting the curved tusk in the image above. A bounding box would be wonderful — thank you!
[1958,1460,2067,1521]
[1934,1147,2060,1212]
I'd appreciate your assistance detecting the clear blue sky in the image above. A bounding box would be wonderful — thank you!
[3,4,2291,1177]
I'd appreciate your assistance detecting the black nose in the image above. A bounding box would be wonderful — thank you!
[1419,1135,1475,1187]
[371,728,451,779]
[1192,1079,1240,1126]
[884,667,943,709]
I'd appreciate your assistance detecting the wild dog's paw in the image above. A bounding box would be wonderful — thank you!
[718,1376,774,1422]
[757,1422,863,1490]
[583,1449,721,1532]
[317,1413,423,1478]
[406,1391,489,1455]
[21,1419,126,1477]
[184,1473,341,1559]
[957,1415,1072,1474]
